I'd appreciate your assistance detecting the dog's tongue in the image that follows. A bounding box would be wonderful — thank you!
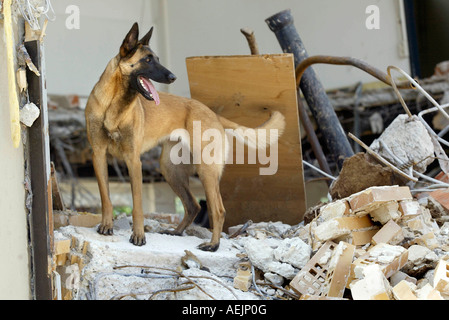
[141,77,160,105]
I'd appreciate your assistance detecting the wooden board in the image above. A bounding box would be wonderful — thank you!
[186,54,305,229]
[26,40,54,300]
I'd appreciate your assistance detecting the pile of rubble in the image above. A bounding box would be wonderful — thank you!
[52,184,449,300]
[289,185,449,300]
[229,184,449,300]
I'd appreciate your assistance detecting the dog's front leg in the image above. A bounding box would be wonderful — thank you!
[125,153,146,246]
[93,147,114,235]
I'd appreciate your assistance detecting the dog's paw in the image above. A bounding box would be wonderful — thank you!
[197,242,219,252]
[129,232,146,246]
[97,223,113,236]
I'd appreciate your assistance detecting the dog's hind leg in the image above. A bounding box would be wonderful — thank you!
[159,142,201,236]
[93,146,114,236]
[196,165,226,252]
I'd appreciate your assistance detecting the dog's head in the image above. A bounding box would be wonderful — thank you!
[119,22,176,105]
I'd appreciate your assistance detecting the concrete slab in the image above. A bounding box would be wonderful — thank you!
[56,225,259,300]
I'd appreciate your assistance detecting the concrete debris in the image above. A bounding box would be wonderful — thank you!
[233,262,252,292]
[273,238,312,270]
[52,184,449,300]
[329,152,397,200]
[433,260,449,298]
[19,102,40,127]
[370,115,435,174]
[242,237,298,280]
[350,264,393,300]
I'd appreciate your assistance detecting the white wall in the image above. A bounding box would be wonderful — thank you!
[0,17,31,300]
[45,0,410,98]
[165,0,410,97]
[45,0,159,97]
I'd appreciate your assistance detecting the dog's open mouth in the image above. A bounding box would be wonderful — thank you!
[138,76,160,105]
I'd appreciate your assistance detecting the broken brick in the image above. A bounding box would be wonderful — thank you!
[69,212,102,228]
[348,186,412,214]
[398,200,422,219]
[433,259,449,296]
[323,242,355,298]
[434,171,449,183]
[412,232,440,250]
[416,283,444,300]
[429,188,449,212]
[351,243,409,282]
[233,265,252,292]
[313,215,375,242]
[392,280,417,300]
[318,199,351,223]
[54,211,102,229]
[371,219,404,245]
[369,201,401,224]
[54,239,71,255]
[290,241,355,299]
[347,228,379,246]
[290,241,337,297]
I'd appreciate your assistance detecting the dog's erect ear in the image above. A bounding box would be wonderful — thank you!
[139,27,153,46]
[120,22,139,58]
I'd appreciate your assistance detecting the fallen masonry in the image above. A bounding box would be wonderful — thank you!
[52,185,449,300]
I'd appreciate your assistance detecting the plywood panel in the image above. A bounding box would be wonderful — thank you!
[186,54,305,229]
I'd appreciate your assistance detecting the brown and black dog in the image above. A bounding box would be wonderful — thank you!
[85,22,285,251]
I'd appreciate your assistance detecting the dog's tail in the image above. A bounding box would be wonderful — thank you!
[218,111,286,150]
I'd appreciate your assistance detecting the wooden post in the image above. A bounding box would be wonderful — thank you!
[25,40,54,300]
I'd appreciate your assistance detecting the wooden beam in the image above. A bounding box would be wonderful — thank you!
[26,40,53,300]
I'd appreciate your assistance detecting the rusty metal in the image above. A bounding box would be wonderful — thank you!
[266,9,354,170]
[295,55,413,89]
[297,96,333,180]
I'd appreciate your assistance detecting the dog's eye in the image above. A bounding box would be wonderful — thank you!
[146,56,152,63]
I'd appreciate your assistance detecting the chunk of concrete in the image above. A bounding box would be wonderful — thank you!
[401,245,439,278]
[370,115,435,174]
[243,237,298,280]
[350,264,392,300]
[272,238,311,270]
[369,201,401,224]
[20,102,40,127]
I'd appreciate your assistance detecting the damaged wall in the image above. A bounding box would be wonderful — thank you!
[0,7,31,299]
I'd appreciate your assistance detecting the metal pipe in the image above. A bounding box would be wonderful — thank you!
[266,9,354,169]
[297,96,333,180]
[295,55,412,90]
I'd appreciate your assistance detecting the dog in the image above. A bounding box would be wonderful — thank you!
[85,22,286,251]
